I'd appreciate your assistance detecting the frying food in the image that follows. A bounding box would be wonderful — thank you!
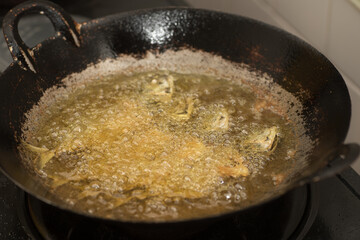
[21,71,298,221]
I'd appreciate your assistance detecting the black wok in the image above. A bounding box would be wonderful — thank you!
[0,0,359,239]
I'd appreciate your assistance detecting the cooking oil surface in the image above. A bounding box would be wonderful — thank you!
[21,71,298,221]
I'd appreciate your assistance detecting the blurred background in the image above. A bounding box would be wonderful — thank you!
[0,0,359,174]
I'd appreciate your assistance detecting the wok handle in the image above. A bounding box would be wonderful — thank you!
[309,143,359,183]
[2,0,80,73]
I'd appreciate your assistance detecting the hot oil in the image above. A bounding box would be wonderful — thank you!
[21,71,298,221]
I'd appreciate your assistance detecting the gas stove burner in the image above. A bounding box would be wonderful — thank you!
[16,184,319,240]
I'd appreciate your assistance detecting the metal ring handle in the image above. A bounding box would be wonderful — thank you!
[2,0,81,73]
[301,143,360,185]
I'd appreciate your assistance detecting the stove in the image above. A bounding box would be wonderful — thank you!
[0,1,359,239]
[11,183,318,240]
[1,168,359,240]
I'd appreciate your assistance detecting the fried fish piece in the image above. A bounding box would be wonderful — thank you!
[22,142,55,169]
[215,146,249,178]
[243,126,279,153]
[212,109,229,130]
[203,107,229,131]
[217,164,249,178]
[172,97,195,120]
[143,74,174,103]
[22,98,152,169]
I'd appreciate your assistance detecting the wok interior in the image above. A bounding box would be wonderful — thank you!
[0,8,351,221]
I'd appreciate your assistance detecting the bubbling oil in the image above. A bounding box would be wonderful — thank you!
[21,71,298,221]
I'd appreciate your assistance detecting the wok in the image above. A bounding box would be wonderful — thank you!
[0,0,359,239]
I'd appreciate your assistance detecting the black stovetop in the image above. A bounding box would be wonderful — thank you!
[1,168,360,240]
[0,0,359,239]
